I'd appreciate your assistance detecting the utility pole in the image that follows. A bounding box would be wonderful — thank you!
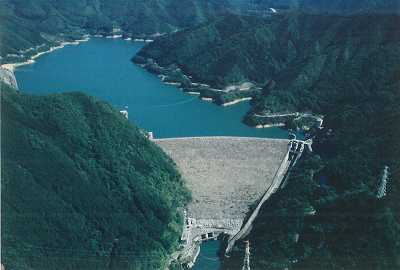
[242,241,250,270]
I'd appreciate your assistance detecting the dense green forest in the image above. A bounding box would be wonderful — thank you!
[161,12,400,270]
[225,59,400,268]
[1,83,190,270]
[136,12,399,90]
[2,1,400,269]
[136,13,399,124]
[222,104,400,269]
[3,0,398,63]
[136,9,400,270]
[0,0,232,61]
[244,41,400,269]
[232,0,400,14]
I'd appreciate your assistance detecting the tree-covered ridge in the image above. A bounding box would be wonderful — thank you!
[231,0,400,14]
[0,0,232,61]
[136,13,400,128]
[1,83,190,270]
[203,12,400,270]
[223,148,400,270]
[136,9,400,269]
[136,12,399,90]
[221,48,400,268]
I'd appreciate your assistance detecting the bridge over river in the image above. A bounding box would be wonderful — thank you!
[154,136,308,265]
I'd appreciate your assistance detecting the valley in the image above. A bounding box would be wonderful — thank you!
[1,1,399,270]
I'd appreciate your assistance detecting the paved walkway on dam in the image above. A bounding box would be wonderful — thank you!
[154,137,289,222]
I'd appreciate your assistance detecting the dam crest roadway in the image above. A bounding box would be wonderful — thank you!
[153,136,310,265]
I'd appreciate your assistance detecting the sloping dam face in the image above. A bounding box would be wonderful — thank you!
[155,137,289,223]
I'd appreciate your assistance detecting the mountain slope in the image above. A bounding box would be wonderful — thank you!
[222,87,400,269]
[135,12,400,269]
[135,13,399,117]
[1,83,190,270]
[0,0,232,62]
[231,0,400,14]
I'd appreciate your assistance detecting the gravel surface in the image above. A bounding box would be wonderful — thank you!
[155,137,289,220]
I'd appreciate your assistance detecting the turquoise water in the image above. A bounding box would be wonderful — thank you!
[193,241,221,270]
[15,38,286,269]
[15,38,288,139]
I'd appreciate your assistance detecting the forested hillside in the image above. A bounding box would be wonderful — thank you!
[221,57,400,268]
[2,1,399,269]
[231,0,400,14]
[136,13,399,123]
[136,11,400,270]
[1,83,190,270]
[136,12,400,91]
[2,0,398,63]
[222,90,400,269]
[0,0,231,62]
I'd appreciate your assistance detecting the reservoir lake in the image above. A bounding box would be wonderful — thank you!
[15,38,288,139]
[15,37,288,269]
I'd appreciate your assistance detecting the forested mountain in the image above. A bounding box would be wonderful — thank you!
[136,12,400,269]
[2,1,399,269]
[231,0,400,14]
[1,83,190,270]
[0,0,232,61]
[221,83,400,269]
[136,13,399,114]
[2,0,398,63]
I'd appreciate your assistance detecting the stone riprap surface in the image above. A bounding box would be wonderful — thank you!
[155,137,289,220]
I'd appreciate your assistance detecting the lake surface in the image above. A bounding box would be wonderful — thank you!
[15,37,287,269]
[15,38,288,139]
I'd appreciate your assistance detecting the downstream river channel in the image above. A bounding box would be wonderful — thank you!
[15,37,288,269]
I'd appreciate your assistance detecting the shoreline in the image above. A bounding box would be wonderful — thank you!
[93,34,153,42]
[133,56,260,109]
[3,36,299,134]
[255,123,286,128]
[186,91,201,95]
[1,37,90,72]
[221,97,252,107]
[201,97,213,102]
[250,112,324,130]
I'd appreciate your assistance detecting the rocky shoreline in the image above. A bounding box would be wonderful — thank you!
[132,55,261,107]
[0,31,156,89]
[132,55,325,132]
[0,29,164,68]
[221,97,252,106]
[245,112,324,131]
[1,36,93,73]
[2,33,324,134]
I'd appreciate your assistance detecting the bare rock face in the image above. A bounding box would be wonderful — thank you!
[0,68,18,90]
